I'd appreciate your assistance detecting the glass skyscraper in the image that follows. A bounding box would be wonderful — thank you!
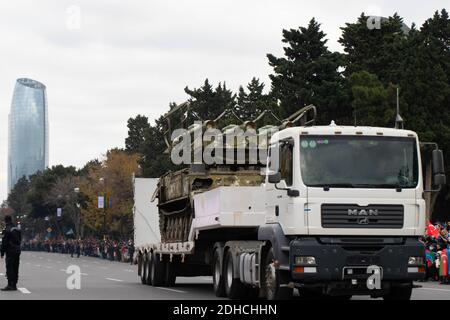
[7,78,49,193]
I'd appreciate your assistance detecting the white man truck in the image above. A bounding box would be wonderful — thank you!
[135,114,446,300]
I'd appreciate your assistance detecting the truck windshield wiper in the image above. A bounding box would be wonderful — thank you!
[351,183,403,189]
[309,183,357,188]
[309,183,408,189]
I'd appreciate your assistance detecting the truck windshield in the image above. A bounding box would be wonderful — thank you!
[300,135,419,189]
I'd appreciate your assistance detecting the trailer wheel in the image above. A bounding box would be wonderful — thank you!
[138,253,143,276]
[383,283,412,301]
[212,249,226,297]
[262,248,293,300]
[165,257,177,287]
[146,252,153,285]
[140,253,149,285]
[150,252,166,286]
[224,250,247,299]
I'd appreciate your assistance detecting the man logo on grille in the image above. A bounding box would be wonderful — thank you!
[348,209,379,216]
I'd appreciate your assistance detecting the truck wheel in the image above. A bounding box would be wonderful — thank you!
[141,253,149,285]
[224,250,247,299]
[212,249,226,297]
[263,248,293,300]
[383,284,412,301]
[146,252,154,285]
[138,253,143,277]
[150,252,166,286]
[165,258,177,287]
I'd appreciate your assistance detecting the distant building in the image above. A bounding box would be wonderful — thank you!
[7,78,49,193]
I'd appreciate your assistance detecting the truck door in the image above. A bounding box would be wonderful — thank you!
[266,139,308,235]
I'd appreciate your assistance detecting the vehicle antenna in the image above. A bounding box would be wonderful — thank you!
[395,87,404,129]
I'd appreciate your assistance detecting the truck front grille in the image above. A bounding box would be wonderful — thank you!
[321,204,404,229]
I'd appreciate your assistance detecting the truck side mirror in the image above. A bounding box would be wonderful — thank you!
[268,172,281,184]
[432,150,446,186]
[434,174,446,186]
[432,150,445,174]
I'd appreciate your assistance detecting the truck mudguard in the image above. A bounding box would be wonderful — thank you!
[258,223,290,270]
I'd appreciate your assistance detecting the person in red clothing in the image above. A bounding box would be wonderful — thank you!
[440,250,449,284]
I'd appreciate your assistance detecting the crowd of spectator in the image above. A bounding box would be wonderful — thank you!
[22,237,135,264]
[18,222,450,284]
[422,222,450,284]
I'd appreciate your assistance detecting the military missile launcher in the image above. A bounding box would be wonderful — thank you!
[154,104,317,242]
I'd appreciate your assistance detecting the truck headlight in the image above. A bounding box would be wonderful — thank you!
[295,256,316,266]
[408,256,424,265]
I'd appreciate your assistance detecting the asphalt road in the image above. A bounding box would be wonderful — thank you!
[0,251,449,300]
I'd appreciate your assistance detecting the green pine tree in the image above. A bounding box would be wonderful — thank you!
[236,77,278,121]
[349,71,396,127]
[339,13,409,84]
[267,18,349,124]
[125,115,150,153]
[184,79,236,121]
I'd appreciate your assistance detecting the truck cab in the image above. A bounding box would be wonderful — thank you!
[260,123,445,299]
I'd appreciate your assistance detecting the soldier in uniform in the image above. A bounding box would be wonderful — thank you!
[0,215,22,291]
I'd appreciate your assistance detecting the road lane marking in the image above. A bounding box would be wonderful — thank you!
[417,287,450,293]
[124,269,134,272]
[35,265,41,267]
[0,273,3,276]
[18,288,31,294]
[155,287,187,294]
[106,278,123,282]
[45,266,53,269]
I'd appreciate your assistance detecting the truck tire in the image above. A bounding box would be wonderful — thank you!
[140,253,149,285]
[150,252,166,286]
[138,253,143,277]
[145,252,153,286]
[262,248,293,300]
[212,249,226,297]
[165,258,177,287]
[224,250,247,299]
[383,283,412,301]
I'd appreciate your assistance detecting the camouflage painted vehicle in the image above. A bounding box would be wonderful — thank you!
[154,104,316,242]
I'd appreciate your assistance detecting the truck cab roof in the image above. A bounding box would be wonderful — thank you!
[272,123,418,141]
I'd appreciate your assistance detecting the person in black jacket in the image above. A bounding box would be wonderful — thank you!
[0,215,22,291]
[127,240,135,265]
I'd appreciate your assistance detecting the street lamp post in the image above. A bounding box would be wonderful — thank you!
[99,178,107,240]
[74,187,81,239]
